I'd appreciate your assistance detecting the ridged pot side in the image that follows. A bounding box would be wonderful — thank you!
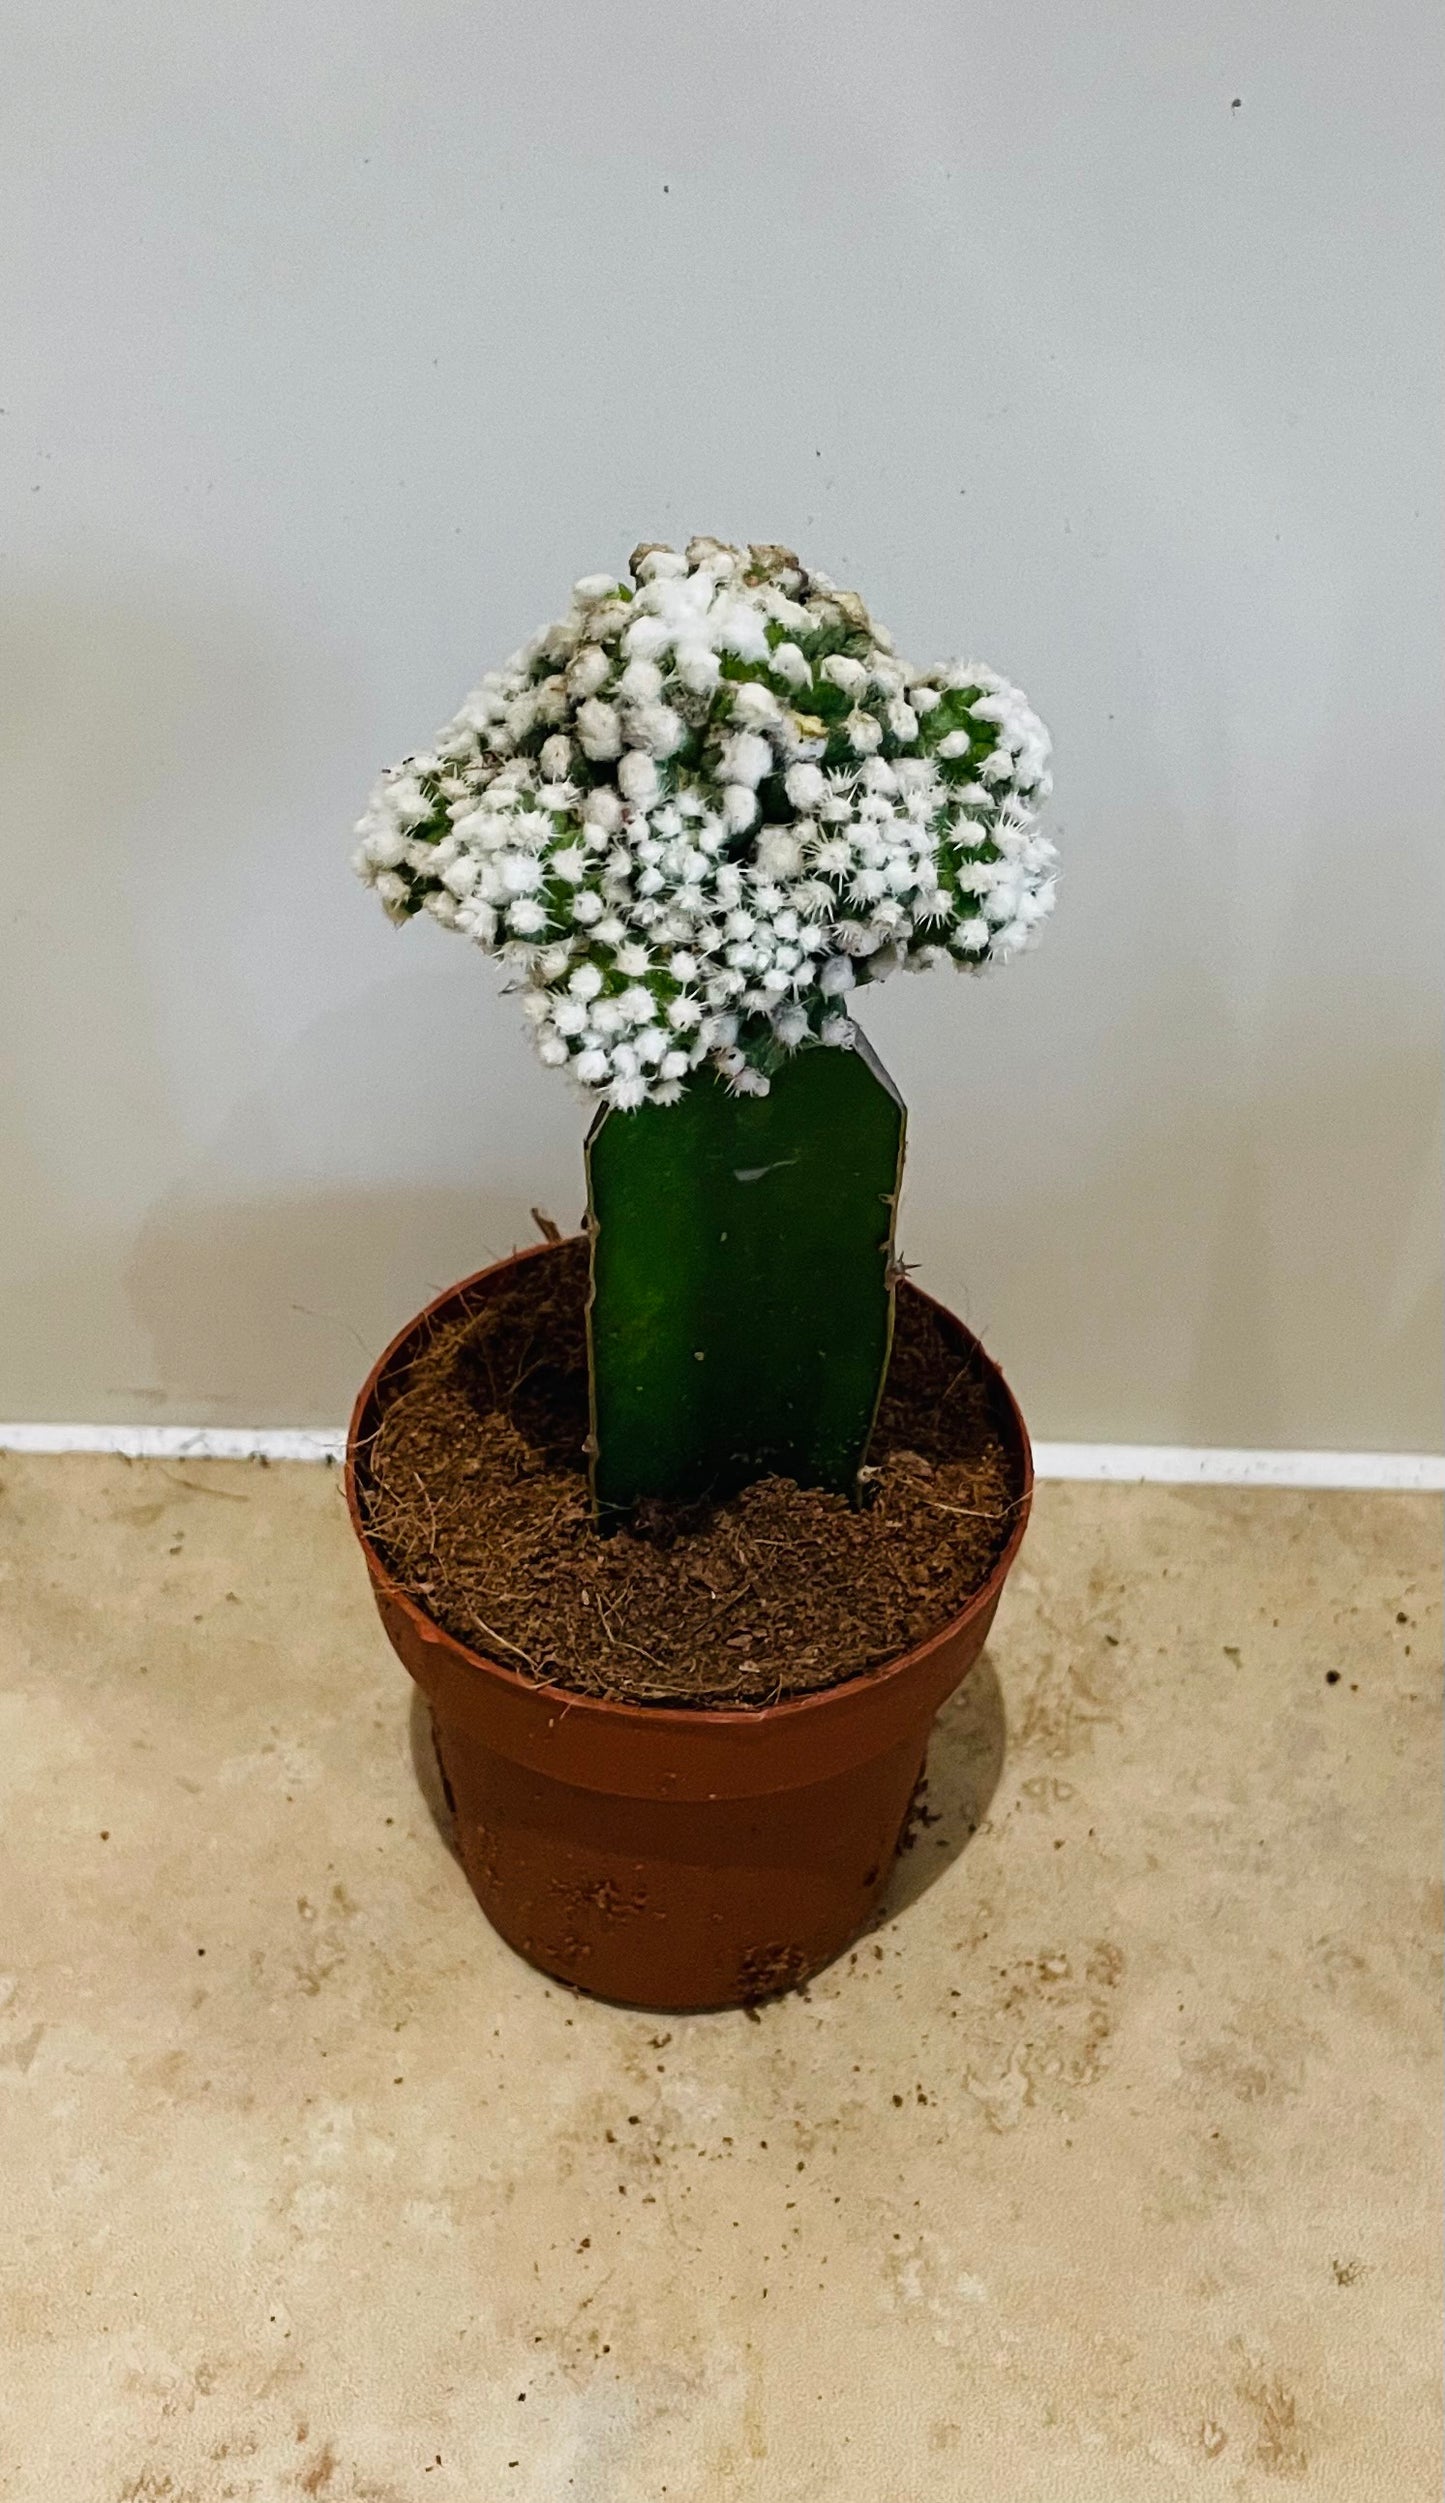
[346,1244,1032,2011]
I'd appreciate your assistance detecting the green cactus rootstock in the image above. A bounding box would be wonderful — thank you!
[585,1040,906,1519]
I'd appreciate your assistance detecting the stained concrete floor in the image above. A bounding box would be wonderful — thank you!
[0,1456,1438,2502]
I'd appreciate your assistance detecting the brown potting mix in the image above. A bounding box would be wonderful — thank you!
[359,1240,1022,1708]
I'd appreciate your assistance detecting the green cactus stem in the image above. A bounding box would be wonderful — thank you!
[586,1039,906,1519]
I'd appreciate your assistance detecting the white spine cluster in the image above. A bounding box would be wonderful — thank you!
[352,539,1056,1109]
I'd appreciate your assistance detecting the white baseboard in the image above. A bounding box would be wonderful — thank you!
[1030,1443,1444,1491]
[0,1422,1440,1491]
[0,1423,346,1463]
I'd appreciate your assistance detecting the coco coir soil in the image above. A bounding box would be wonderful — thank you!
[359,1239,1023,1708]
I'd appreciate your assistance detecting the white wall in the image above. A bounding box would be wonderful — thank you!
[2,0,1440,1447]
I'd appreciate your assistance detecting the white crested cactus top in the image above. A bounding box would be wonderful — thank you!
[353,538,1056,1109]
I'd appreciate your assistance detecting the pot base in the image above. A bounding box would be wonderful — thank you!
[431,1709,928,2010]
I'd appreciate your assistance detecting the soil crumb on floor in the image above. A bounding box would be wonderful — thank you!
[359,1240,1024,1706]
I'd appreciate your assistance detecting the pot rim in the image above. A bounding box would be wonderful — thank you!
[345,1238,1033,1732]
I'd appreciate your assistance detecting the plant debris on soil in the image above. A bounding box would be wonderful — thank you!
[358,1239,1024,1708]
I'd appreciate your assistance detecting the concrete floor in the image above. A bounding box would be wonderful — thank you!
[0,1457,1437,2502]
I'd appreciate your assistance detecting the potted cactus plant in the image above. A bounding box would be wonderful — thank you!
[346,538,1055,2010]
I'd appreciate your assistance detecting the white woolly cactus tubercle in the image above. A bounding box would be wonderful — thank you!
[352,538,1056,1110]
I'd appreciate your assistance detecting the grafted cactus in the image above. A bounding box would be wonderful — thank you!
[354,539,1055,1514]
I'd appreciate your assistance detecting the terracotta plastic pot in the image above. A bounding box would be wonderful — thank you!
[346,1245,1032,2012]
